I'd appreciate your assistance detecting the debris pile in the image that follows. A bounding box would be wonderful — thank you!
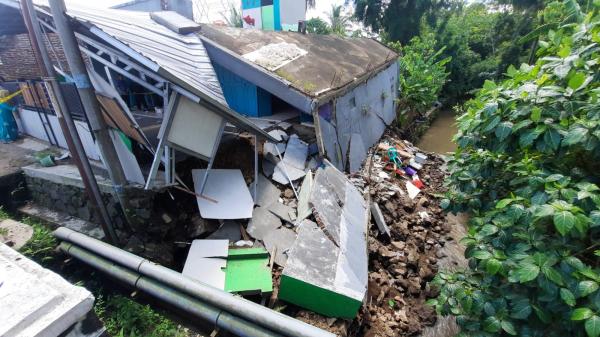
[353,132,451,337]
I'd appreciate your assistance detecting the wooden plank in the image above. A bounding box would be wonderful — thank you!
[96,94,148,146]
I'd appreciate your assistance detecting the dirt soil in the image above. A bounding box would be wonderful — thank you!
[290,130,456,337]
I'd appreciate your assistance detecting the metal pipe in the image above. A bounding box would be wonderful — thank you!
[21,0,118,243]
[59,242,283,337]
[49,0,132,232]
[55,227,336,337]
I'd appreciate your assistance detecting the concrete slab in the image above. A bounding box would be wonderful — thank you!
[0,219,33,250]
[297,171,313,223]
[262,160,276,177]
[22,164,114,195]
[246,207,281,241]
[250,174,280,208]
[268,202,295,224]
[0,243,94,337]
[272,135,308,185]
[281,164,368,318]
[262,227,297,267]
[268,129,288,142]
[207,221,242,242]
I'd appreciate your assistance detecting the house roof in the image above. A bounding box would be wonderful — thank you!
[196,25,398,100]
[0,0,276,141]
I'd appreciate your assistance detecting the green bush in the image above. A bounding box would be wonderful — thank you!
[395,33,451,114]
[430,3,600,337]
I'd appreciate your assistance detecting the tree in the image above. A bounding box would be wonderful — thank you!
[306,17,331,35]
[354,0,457,44]
[328,5,350,36]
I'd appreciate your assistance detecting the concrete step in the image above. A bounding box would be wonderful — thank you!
[18,203,105,240]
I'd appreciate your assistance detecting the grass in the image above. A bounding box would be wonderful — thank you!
[0,206,194,337]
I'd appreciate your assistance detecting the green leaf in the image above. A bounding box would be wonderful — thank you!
[569,72,586,90]
[554,211,576,236]
[496,122,513,141]
[486,258,502,275]
[501,320,517,335]
[480,224,499,237]
[511,299,532,319]
[579,281,600,297]
[484,115,502,132]
[563,127,589,146]
[496,198,513,209]
[483,316,502,333]
[572,308,594,321]
[561,288,577,306]
[472,250,493,260]
[586,316,600,337]
[544,128,561,151]
[531,107,542,122]
[543,266,564,286]
[483,80,497,91]
[440,198,450,210]
[516,263,540,283]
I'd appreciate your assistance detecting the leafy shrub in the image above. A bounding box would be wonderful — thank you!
[430,3,600,337]
[396,34,451,114]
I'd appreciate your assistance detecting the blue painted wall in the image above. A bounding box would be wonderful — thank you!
[213,63,272,117]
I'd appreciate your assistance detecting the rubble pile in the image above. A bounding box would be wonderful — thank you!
[354,132,451,337]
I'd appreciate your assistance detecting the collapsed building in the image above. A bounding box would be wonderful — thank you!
[0,0,403,334]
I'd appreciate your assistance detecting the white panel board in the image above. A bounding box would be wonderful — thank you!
[166,96,224,159]
[279,0,306,31]
[109,130,145,185]
[192,169,254,219]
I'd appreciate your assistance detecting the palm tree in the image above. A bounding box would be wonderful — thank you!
[328,5,349,36]
[306,0,316,9]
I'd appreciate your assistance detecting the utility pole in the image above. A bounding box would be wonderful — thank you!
[48,0,133,227]
[20,0,118,244]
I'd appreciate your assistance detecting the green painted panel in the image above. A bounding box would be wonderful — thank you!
[279,275,362,318]
[261,5,275,31]
[224,248,272,295]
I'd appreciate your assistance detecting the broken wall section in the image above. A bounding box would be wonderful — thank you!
[318,62,398,172]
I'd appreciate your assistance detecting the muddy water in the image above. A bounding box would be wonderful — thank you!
[417,109,458,154]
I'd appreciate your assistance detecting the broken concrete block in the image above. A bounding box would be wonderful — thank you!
[187,215,219,239]
[250,174,281,207]
[262,227,297,267]
[297,171,313,223]
[264,142,286,159]
[268,129,289,142]
[0,219,33,250]
[0,243,94,337]
[182,240,228,290]
[268,202,296,224]
[370,202,391,238]
[246,207,282,240]
[280,164,368,318]
[409,159,423,170]
[207,221,242,242]
[263,159,276,177]
[272,135,308,185]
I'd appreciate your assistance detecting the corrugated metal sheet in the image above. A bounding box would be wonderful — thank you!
[66,7,228,106]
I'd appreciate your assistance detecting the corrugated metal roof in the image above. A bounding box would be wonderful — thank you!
[66,7,228,106]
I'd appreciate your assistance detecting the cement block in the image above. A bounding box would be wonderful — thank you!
[0,219,33,250]
[0,243,94,337]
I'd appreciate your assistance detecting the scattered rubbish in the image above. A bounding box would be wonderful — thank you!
[224,247,273,295]
[370,202,391,239]
[409,159,423,171]
[262,227,297,267]
[415,153,428,164]
[404,166,417,176]
[280,164,368,318]
[297,171,313,223]
[406,181,421,199]
[192,169,254,219]
[263,142,285,162]
[182,240,229,290]
[418,211,430,220]
[246,207,282,240]
[38,154,55,167]
[272,135,308,185]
